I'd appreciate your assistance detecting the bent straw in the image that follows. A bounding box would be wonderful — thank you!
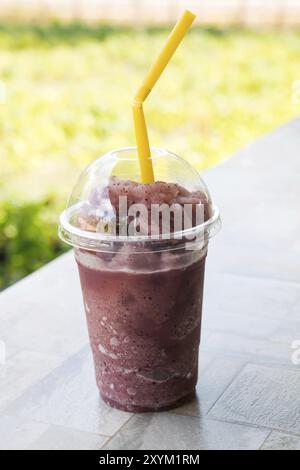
[133,9,196,184]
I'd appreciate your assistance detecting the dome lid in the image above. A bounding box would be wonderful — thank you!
[59,147,221,251]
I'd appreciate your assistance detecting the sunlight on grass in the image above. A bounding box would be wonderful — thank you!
[0,24,298,202]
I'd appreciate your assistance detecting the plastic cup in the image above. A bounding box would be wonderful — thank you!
[59,147,221,412]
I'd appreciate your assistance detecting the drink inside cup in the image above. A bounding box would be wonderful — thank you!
[59,147,221,411]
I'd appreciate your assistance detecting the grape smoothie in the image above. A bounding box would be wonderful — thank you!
[75,178,209,412]
[76,245,206,412]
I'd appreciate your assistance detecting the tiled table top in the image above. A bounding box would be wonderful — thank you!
[0,119,300,450]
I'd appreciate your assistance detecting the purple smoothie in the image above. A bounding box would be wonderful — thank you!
[75,178,209,412]
[76,246,206,412]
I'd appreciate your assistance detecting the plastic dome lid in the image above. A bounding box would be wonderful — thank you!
[59,147,221,251]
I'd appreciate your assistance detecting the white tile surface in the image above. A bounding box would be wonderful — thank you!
[0,414,107,450]
[0,349,62,412]
[1,120,300,449]
[204,272,300,321]
[209,364,300,434]
[201,330,300,366]
[103,413,269,450]
[0,253,88,358]
[5,347,132,436]
[261,431,300,450]
[0,414,49,450]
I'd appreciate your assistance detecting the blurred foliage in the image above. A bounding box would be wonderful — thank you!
[0,22,299,288]
[0,198,68,289]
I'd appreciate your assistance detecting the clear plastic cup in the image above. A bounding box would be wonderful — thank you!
[59,147,220,412]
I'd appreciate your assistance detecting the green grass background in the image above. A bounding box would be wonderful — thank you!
[0,23,299,288]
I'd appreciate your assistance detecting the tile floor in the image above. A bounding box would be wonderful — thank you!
[1,119,300,449]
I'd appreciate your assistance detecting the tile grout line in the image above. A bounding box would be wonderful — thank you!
[0,411,113,440]
[99,413,135,449]
[258,429,300,450]
[203,360,248,417]
[168,359,247,419]
[203,413,300,439]
[258,430,273,450]
[205,361,300,417]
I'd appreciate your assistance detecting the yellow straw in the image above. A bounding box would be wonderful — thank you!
[133,9,196,184]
